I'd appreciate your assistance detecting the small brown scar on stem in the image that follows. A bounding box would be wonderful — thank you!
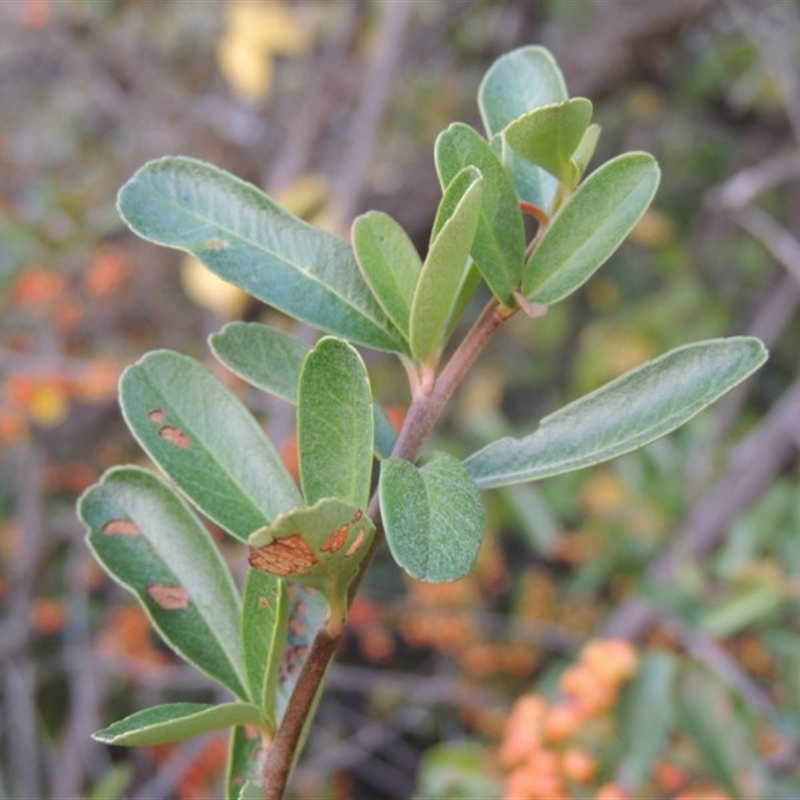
[158,426,192,449]
[148,409,166,424]
[147,584,190,610]
[345,529,367,558]
[101,519,141,536]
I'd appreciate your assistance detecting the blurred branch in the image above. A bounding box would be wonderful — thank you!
[330,0,414,230]
[554,0,721,96]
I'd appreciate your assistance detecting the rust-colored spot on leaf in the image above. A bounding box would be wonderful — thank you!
[320,523,349,554]
[158,425,191,449]
[248,534,318,577]
[101,519,141,536]
[148,409,166,424]
[345,529,367,559]
[351,509,363,523]
[147,584,190,610]
[258,596,270,610]
[206,238,228,251]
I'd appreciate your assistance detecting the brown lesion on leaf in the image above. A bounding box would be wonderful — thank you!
[147,584,190,610]
[320,523,349,554]
[148,409,166,424]
[101,519,142,536]
[345,529,367,558]
[248,534,318,577]
[206,238,228,251]
[158,425,192,449]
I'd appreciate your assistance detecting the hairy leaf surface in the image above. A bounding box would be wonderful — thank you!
[465,338,767,488]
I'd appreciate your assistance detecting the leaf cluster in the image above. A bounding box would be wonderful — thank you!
[77,46,767,798]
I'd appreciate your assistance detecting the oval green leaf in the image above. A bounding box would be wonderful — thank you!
[93,702,265,747]
[117,156,407,354]
[79,467,248,697]
[379,452,485,583]
[248,498,375,629]
[410,167,483,363]
[210,322,310,404]
[435,123,525,305]
[478,45,568,137]
[505,98,593,185]
[464,337,767,489]
[209,322,398,458]
[352,210,422,338]
[298,337,373,509]
[241,570,288,726]
[523,152,660,305]
[478,45,568,210]
[120,349,302,542]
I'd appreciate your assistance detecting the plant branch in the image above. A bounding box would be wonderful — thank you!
[261,295,513,798]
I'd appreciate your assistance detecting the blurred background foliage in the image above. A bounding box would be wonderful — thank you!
[1,1,799,798]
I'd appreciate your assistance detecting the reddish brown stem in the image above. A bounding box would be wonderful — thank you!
[261,296,513,798]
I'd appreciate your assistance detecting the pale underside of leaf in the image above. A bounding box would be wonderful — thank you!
[464,337,767,488]
[92,702,265,746]
[379,452,485,583]
[209,321,399,458]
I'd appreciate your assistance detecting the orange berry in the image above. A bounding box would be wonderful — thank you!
[504,767,537,800]
[525,746,560,777]
[653,760,689,793]
[561,746,598,784]
[560,663,600,699]
[542,702,584,744]
[499,694,547,768]
[581,639,639,686]
[595,782,631,800]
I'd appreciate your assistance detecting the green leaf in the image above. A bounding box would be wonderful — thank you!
[80,467,248,697]
[435,123,525,305]
[619,653,676,791]
[410,167,483,363]
[478,46,568,210]
[504,98,593,185]
[464,337,768,489]
[298,337,373,509]
[117,156,407,354]
[210,322,310,404]
[677,670,749,799]
[352,210,422,338]
[227,726,266,800]
[523,152,660,305]
[209,322,398,458]
[572,122,601,180]
[248,498,375,628]
[120,350,301,542]
[379,452,485,582]
[698,585,783,638]
[93,703,265,747]
[478,46,568,138]
[241,570,288,726]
